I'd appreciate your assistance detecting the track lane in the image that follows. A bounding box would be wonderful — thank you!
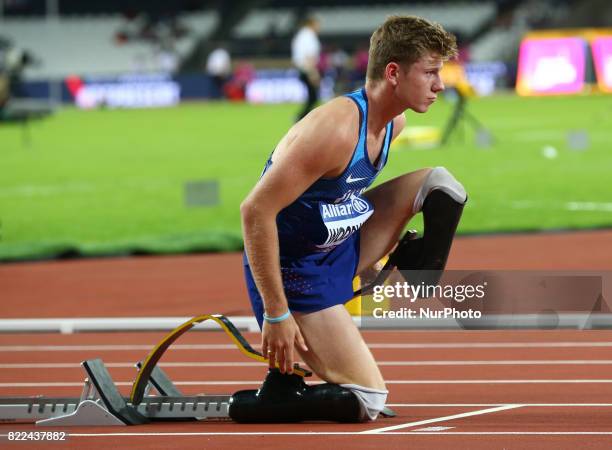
[2,326,612,447]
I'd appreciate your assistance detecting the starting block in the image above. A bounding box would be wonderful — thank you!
[0,314,395,426]
[0,314,311,426]
[0,359,232,426]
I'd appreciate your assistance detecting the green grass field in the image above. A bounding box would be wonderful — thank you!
[0,93,611,261]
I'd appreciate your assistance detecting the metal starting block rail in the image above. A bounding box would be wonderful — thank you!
[0,359,232,426]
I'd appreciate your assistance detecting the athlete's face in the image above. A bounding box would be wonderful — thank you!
[392,52,445,113]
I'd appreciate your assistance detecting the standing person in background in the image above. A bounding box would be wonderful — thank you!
[291,16,321,122]
[206,44,232,100]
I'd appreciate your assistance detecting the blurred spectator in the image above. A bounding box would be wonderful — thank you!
[157,48,178,73]
[3,46,38,98]
[116,11,188,45]
[0,75,8,109]
[291,16,321,121]
[330,45,349,94]
[206,44,232,100]
[223,61,255,102]
[317,45,331,75]
[116,11,187,74]
[319,44,350,94]
[350,43,369,90]
[455,32,471,64]
[262,22,280,56]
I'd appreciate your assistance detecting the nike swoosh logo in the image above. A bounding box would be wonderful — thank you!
[346,174,367,183]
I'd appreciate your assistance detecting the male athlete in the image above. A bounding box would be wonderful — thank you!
[231,15,467,422]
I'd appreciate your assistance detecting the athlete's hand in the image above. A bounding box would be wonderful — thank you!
[262,315,308,374]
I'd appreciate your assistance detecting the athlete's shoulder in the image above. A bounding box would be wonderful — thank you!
[269,97,360,177]
[272,97,356,166]
[299,96,360,148]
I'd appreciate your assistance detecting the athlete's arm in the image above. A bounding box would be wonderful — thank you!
[240,98,357,374]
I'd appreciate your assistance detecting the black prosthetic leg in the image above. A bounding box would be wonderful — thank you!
[390,189,466,289]
[228,369,364,423]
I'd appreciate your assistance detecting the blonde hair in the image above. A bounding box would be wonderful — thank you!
[367,15,457,80]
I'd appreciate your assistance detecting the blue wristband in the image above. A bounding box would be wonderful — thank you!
[263,310,291,323]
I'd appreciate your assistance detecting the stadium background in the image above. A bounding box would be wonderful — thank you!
[0,0,611,262]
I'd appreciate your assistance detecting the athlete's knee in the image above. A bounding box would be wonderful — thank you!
[340,383,389,421]
[412,166,467,214]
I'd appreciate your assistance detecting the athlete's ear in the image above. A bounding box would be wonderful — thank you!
[385,62,401,87]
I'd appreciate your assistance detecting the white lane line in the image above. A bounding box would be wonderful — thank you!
[566,202,612,212]
[413,426,454,431]
[2,359,612,369]
[0,344,238,352]
[387,403,612,407]
[400,432,612,435]
[377,360,612,366]
[369,342,612,349]
[4,379,612,388]
[377,380,612,384]
[2,432,612,437]
[509,200,612,212]
[1,341,612,352]
[2,359,611,369]
[0,362,263,369]
[362,404,523,434]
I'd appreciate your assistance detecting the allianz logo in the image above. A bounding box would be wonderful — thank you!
[321,195,371,219]
[351,196,370,213]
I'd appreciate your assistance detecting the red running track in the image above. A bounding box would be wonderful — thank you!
[1,330,612,449]
[1,231,612,448]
